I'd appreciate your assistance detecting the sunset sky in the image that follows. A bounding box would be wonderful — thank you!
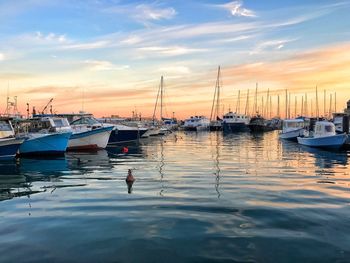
[1,0,350,119]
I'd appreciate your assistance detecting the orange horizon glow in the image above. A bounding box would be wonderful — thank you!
[1,42,350,120]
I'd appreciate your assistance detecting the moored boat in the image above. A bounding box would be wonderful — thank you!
[183,116,210,131]
[279,118,308,141]
[297,121,347,150]
[0,118,23,160]
[222,112,250,133]
[19,132,71,156]
[248,115,274,133]
[68,117,113,150]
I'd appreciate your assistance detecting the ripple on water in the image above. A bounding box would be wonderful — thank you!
[0,131,350,262]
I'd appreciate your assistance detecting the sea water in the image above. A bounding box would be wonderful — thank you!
[0,131,349,262]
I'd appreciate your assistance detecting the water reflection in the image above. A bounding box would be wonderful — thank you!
[210,132,221,198]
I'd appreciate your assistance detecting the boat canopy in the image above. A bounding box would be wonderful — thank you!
[314,121,336,138]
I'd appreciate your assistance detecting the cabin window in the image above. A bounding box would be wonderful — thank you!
[0,121,12,131]
[325,125,334,133]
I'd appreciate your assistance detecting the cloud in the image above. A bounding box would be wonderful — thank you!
[104,3,176,25]
[84,60,129,71]
[138,46,208,56]
[35,31,67,43]
[0,53,4,61]
[250,39,298,54]
[219,1,257,17]
[62,40,110,50]
[134,4,176,21]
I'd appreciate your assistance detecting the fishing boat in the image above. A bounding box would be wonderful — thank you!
[222,111,250,133]
[248,115,274,133]
[0,118,23,160]
[297,121,347,150]
[68,116,113,150]
[183,116,210,131]
[15,116,72,156]
[108,124,147,144]
[279,118,308,141]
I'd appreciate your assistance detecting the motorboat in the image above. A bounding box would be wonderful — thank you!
[279,118,308,141]
[183,116,210,131]
[297,121,347,150]
[0,118,23,160]
[222,112,250,133]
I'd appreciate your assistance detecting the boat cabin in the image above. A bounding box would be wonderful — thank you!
[282,119,306,132]
[0,118,15,138]
[314,121,336,138]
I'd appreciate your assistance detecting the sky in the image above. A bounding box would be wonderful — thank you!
[1,0,350,119]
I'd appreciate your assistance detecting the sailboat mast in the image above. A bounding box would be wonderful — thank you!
[245,89,249,115]
[285,89,288,119]
[160,76,164,120]
[323,90,326,117]
[253,83,258,115]
[315,85,319,118]
[152,77,162,124]
[236,90,241,113]
[277,95,280,118]
[216,66,221,119]
[210,67,220,121]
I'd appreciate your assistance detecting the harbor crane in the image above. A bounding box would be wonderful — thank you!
[41,98,53,114]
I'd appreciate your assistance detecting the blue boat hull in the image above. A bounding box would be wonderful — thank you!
[297,134,348,150]
[223,122,249,133]
[108,129,147,144]
[19,132,72,156]
[0,138,23,161]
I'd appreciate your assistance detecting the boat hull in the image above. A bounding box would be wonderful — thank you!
[222,122,249,133]
[248,124,274,133]
[0,138,23,161]
[108,128,147,144]
[297,134,347,149]
[184,125,209,131]
[279,128,305,141]
[68,126,113,150]
[19,132,71,156]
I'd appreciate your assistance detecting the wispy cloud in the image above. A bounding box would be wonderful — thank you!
[35,31,66,43]
[62,40,111,50]
[138,46,208,57]
[104,3,176,25]
[0,53,4,61]
[250,39,298,55]
[84,60,129,71]
[218,1,257,17]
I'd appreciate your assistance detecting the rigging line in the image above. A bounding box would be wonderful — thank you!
[152,80,162,124]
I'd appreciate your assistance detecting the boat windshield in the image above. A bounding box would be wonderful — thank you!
[0,121,12,131]
[53,118,70,128]
[71,117,100,126]
[325,125,335,133]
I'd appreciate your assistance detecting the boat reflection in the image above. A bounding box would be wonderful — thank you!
[19,156,68,176]
[301,146,348,169]
[66,149,113,172]
[210,132,221,198]
[0,173,43,202]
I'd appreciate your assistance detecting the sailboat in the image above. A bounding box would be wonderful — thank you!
[146,76,177,136]
[209,66,223,131]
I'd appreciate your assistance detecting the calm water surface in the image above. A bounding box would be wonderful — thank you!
[0,131,350,262]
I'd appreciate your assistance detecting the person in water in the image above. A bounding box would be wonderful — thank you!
[126,169,135,194]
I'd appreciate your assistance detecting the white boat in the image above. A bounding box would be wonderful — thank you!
[68,117,113,150]
[183,116,210,131]
[297,121,347,150]
[0,118,23,160]
[222,111,250,133]
[279,118,308,141]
